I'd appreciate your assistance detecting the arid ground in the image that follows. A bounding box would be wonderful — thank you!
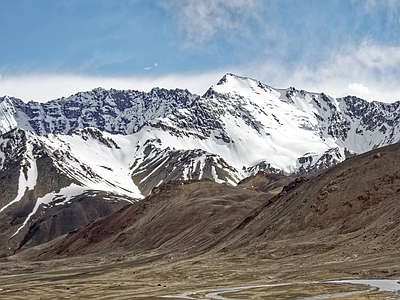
[1,241,400,299]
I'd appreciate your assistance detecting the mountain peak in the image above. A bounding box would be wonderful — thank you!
[0,95,10,103]
[216,73,256,86]
[91,87,107,93]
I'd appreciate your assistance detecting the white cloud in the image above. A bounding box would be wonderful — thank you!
[345,83,371,99]
[2,42,400,104]
[307,41,400,102]
[0,71,225,102]
[241,40,400,103]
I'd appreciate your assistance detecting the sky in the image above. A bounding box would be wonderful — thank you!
[1,0,400,103]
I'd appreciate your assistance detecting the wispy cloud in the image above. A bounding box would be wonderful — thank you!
[159,0,262,46]
[351,0,400,33]
[144,63,159,71]
[352,0,400,11]
[304,40,400,100]
[3,41,400,104]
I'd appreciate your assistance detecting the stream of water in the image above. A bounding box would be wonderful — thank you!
[163,279,400,300]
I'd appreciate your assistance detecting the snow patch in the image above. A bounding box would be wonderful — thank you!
[12,183,86,237]
[211,166,224,184]
[0,142,38,213]
[0,97,18,134]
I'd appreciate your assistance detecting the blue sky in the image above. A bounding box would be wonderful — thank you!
[1,0,400,102]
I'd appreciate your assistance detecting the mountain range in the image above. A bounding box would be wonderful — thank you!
[1,73,400,257]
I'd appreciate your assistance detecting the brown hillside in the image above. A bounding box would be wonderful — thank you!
[38,143,400,262]
[219,143,400,258]
[38,179,273,258]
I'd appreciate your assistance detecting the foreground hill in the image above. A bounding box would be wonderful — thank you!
[37,175,292,259]
[38,142,400,261]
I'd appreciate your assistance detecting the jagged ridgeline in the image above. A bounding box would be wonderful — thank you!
[1,73,400,256]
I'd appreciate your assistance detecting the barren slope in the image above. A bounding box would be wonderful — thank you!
[38,179,267,258]
[38,142,400,262]
[220,142,400,259]
[3,143,400,299]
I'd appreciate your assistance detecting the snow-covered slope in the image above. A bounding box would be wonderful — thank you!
[198,74,400,173]
[0,126,241,254]
[0,128,138,255]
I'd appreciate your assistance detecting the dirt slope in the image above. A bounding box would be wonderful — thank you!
[37,143,400,262]
[37,179,269,258]
[220,143,400,259]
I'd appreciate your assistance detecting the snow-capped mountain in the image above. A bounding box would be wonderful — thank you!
[1,73,400,255]
[2,73,399,176]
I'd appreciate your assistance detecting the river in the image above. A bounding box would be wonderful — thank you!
[163,279,400,299]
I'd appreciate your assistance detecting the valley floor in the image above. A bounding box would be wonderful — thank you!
[1,248,400,300]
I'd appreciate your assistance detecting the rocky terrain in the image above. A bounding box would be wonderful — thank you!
[0,141,398,299]
[1,74,400,298]
[37,141,400,262]
[1,73,400,258]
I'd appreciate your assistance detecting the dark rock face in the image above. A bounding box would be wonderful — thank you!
[0,163,20,214]
[19,192,129,249]
[131,147,239,196]
[297,148,343,175]
[0,128,133,257]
